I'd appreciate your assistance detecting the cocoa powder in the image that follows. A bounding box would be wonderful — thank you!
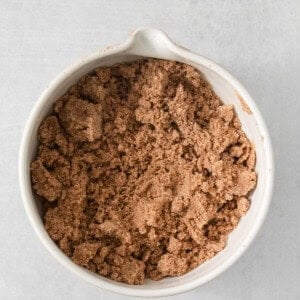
[31,59,256,284]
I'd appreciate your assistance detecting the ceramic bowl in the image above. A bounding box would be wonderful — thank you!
[19,28,274,297]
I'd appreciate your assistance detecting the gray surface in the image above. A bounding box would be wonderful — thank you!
[0,0,299,299]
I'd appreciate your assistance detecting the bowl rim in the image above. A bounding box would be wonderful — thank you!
[19,28,274,297]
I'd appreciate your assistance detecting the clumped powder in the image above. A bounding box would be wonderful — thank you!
[31,59,256,284]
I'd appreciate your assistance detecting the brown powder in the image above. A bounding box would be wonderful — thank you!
[31,59,256,284]
[236,90,252,114]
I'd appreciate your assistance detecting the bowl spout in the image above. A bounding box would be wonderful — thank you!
[126,28,174,58]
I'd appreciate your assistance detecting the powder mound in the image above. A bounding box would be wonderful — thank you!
[31,59,256,284]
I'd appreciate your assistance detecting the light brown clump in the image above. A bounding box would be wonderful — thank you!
[31,59,256,284]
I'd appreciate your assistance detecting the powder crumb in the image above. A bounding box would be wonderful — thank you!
[236,91,252,114]
[72,242,100,266]
[31,160,62,201]
[157,254,188,277]
[31,59,256,285]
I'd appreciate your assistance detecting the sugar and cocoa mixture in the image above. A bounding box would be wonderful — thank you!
[31,59,256,284]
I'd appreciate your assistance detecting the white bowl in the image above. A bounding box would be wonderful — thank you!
[19,28,274,297]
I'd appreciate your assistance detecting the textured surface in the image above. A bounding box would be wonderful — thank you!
[31,59,256,284]
[0,0,299,299]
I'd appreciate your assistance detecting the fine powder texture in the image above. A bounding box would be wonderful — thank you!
[31,59,257,284]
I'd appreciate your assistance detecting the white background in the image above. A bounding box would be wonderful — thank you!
[0,1,299,299]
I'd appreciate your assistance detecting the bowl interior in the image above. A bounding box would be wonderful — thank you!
[21,32,272,296]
